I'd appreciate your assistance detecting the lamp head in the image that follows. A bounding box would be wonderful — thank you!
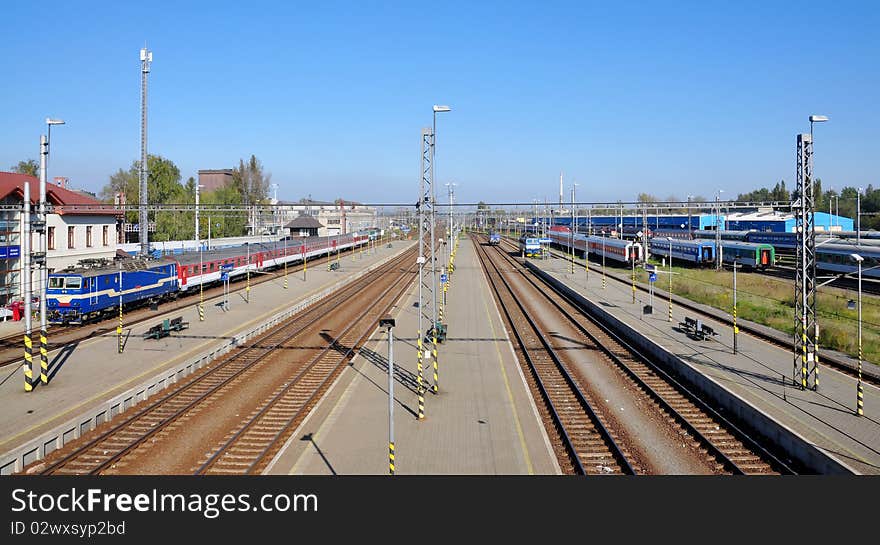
[46,118,65,126]
[433,105,451,113]
[809,115,829,123]
[851,253,863,263]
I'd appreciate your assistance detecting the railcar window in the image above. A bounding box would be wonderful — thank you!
[65,278,82,289]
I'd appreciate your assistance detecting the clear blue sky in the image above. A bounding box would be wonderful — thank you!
[2,1,878,205]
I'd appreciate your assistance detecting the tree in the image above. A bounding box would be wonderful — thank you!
[99,154,190,241]
[476,201,489,210]
[637,193,659,203]
[233,154,270,205]
[10,159,39,177]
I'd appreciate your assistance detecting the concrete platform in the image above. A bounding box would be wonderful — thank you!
[530,251,880,474]
[265,237,559,475]
[0,242,409,471]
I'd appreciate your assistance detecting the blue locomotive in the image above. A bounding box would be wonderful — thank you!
[47,258,178,324]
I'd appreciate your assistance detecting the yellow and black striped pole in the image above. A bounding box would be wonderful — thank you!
[199,247,205,321]
[857,344,864,417]
[813,327,819,391]
[118,270,124,353]
[24,333,33,392]
[416,333,425,419]
[432,335,439,393]
[384,320,397,474]
[801,331,808,390]
[389,442,395,475]
[39,327,48,385]
[284,239,288,289]
[631,259,636,304]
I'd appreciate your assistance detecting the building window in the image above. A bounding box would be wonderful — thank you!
[48,226,55,250]
[68,226,75,249]
[86,226,93,247]
[103,226,109,246]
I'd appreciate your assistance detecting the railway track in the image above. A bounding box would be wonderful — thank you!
[0,243,371,369]
[483,236,795,474]
[476,237,635,475]
[28,247,415,475]
[527,238,880,386]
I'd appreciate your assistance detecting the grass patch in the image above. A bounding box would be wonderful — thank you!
[639,258,880,366]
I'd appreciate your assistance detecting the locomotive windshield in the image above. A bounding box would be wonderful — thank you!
[64,277,82,289]
[49,278,64,289]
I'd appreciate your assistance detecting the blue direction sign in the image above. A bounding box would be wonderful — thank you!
[440,274,448,284]
[539,238,552,244]
[221,272,229,282]
[645,264,656,272]
[649,272,657,283]
[221,263,233,272]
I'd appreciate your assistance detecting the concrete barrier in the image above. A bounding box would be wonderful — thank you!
[0,245,411,475]
[525,260,855,475]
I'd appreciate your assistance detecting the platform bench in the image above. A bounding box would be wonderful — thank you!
[169,316,189,331]
[145,323,169,340]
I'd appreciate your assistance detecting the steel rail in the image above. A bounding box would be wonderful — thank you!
[476,238,635,475]
[493,236,796,475]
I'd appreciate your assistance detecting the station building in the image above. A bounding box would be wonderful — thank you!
[0,172,120,306]
[275,198,377,237]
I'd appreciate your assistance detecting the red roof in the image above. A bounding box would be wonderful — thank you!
[0,171,120,216]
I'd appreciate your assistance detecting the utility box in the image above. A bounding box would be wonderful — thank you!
[643,305,653,315]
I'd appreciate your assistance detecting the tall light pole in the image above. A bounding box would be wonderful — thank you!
[808,115,828,390]
[22,182,33,392]
[446,182,456,277]
[714,190,724,270]
[686,195,694,238]
[829,186,834,229]
[195,183,204,244]
[570,184,577,274]
[199,240,205,321]
[380,316,397,473]
[38,118,64,384]
[139,47,152,258]
[732,257,739,354]
[851,253,864,416]
[667,237,674,322]
[857,187,863,245]
[431,105,450,394]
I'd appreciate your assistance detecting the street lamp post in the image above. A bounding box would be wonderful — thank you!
[39,118,64,383]
[667,237,673,322]
[195,183,203,244]
[380,316,397,473]
[199,241,205,321]
[857,188,863,245]
[715,190,724,271]
[733,257,739,354]
[686,195,694,238]
[851,254,864,416]
[431,104,451,394]
[570,185,576,274]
